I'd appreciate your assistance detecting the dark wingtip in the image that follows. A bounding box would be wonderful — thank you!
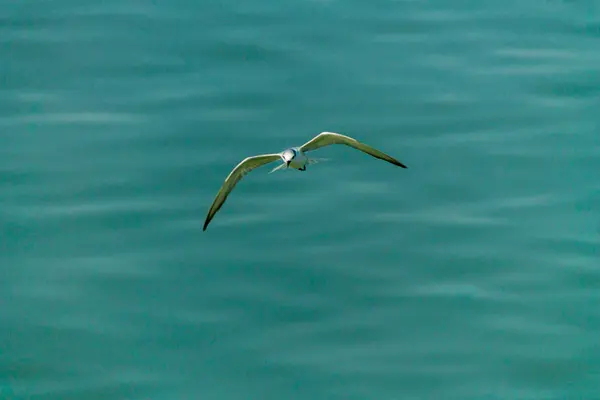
[203,220,209,231]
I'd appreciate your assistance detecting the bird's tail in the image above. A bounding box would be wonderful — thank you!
[269,163,287,174]
[308,157,330,165]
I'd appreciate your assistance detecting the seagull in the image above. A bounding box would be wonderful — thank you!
[203,131,407,231]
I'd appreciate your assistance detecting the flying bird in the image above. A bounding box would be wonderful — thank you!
[203,131,407,231]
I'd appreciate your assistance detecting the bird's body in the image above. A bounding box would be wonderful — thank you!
[283,147,308,170]
[203,131,407,231]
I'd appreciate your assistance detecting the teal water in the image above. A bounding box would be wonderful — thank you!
[2,1,600,399]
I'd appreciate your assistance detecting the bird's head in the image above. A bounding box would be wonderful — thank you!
[282,148,297,166]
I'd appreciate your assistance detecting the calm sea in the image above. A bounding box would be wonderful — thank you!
[2,0,600,399]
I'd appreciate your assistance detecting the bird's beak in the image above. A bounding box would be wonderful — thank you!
[285,161,290,167]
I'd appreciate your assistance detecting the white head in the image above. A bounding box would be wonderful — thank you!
[282,148,297,166]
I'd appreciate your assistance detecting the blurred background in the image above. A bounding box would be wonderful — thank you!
[1,0,600,399]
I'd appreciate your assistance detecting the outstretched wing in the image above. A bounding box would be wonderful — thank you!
[300,132,407,168]
[203,153,281,231]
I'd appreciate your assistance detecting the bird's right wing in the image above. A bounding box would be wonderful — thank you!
[203,153,281,231]
[300,132,407,168]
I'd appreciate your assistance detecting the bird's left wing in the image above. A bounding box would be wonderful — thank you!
[204,153,281,231]
[300,132,407,168]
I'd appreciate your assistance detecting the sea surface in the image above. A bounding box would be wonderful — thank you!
[2,1,600,399]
